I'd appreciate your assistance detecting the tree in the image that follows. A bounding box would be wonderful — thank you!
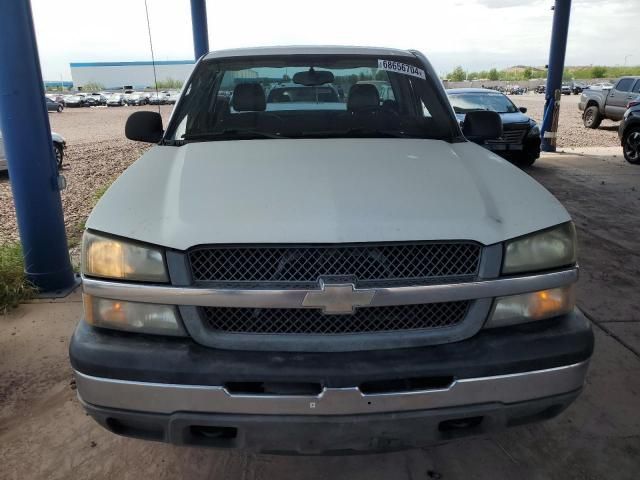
[154,78,183,89]
[83,81,105,92]
[449,66,466,82]
[467,71,479,81]
[488,68,499,81]
[591,66,607,78]
[523,67,532,80]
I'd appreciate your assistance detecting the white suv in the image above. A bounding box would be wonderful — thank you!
[70,46,593,454]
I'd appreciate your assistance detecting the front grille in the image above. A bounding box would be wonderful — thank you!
[188,243,481,287]
[487,128,527,144]
[200,301,470,335]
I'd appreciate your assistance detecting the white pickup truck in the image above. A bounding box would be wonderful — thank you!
[70,46,593,454]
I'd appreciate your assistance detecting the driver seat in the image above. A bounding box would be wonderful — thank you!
[347,84,380,112]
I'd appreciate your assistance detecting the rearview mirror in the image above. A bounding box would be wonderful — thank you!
[519,107,528,113]
[125,111,163,143]
[462,110,502,142]
[293,69,335,86]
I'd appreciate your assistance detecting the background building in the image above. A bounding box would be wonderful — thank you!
[69,60,195,89]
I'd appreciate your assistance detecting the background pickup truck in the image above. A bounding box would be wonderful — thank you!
[579,76,640,128]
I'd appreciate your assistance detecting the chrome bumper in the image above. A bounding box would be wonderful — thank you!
[75,360,589,416]
[81,268,578,309]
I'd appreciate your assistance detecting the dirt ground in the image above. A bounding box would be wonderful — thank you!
[1,97,639,479]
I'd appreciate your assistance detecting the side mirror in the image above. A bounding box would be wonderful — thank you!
[125,111,163,143]
[519,106,528,113]
[462,110,502,142]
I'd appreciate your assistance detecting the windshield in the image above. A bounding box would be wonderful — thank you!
[165,55,456,143]
[448,92,518,114]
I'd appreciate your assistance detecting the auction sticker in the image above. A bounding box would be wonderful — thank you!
[378,59,426,80]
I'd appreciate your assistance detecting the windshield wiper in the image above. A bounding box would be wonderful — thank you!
[342,128,412,138]
[182,130,287,141]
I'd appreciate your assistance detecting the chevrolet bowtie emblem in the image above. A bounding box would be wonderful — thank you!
[302,281,375,315]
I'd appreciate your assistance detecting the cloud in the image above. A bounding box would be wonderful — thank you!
[30,0,640,80]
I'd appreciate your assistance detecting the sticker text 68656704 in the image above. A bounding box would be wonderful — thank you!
[377,60,426,80]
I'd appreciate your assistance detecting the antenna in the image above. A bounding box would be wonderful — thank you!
[144,0,161,115]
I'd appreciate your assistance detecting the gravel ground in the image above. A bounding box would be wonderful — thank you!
[0,96,623,244]
[509,93,621,148]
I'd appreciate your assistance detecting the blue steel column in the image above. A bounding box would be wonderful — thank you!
[190,0,210,60]
[0,0,75,291]
[541,0,572,152]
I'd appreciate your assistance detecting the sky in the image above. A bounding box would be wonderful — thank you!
[31,0,640,80]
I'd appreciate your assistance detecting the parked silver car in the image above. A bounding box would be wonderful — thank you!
[0,128,66,172]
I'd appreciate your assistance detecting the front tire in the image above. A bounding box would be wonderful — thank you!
[622,127,640,164]
[54,143,64,169]
[583,106,602,129]
[57,105,63,113]
[515,151,538,168]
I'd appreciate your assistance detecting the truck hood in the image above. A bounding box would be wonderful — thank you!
[87,139,570,250]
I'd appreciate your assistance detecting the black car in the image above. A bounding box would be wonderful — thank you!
[619,102,640,164]
[84,96,100,107]
[448,88,541,166]
[45,97,63,112]
[571,82,586,95]
[64,95,85,107]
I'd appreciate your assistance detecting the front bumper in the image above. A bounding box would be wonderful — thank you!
[81,390,581,454]
[71,310,593,451]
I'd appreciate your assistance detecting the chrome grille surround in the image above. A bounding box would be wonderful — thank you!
[83,264,581,352]
[186,242,482,340]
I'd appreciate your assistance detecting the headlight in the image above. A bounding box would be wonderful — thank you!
[503,223,577,275]
[485,285,576,328]
[528,124,540,136]
[82,231,168,282]
[83,294,184,335]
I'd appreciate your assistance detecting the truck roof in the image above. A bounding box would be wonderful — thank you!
[204,46,415,60]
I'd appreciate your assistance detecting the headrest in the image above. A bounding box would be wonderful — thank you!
[232,83,266,112]
[347,84,380,111]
